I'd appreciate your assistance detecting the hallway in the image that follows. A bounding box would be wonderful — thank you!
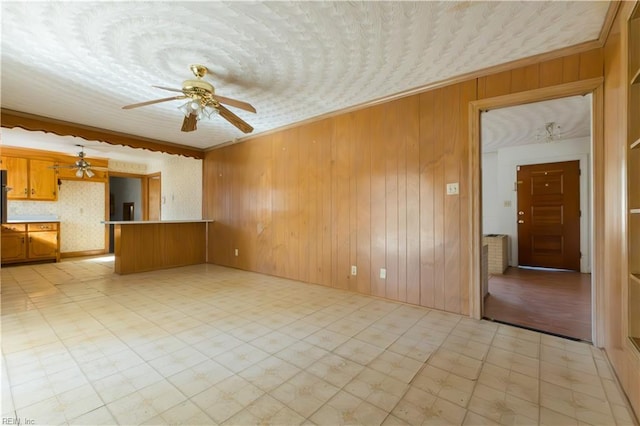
[483,267,591,341]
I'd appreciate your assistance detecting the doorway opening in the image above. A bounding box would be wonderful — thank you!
[479,94,593,341]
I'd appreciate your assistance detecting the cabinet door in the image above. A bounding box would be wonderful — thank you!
[1,233,27,262]
[28,231,58,259]
[29,159,57,200]
[1,156,29,199]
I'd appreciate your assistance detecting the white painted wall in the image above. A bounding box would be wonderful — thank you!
[482,136,591,272]
[147,155,203,220]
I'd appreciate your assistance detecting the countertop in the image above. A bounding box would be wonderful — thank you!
[102,220,214,225]
[6,219,60,223]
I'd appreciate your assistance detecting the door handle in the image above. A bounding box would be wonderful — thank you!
[518,211,525,215]
[518,220,525,224]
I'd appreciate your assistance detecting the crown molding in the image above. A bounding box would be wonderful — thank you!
[1,109,204,159]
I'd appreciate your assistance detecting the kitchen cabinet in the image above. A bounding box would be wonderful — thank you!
[1,224,26,262]
[0,156,57,201]
[1,222,59,264]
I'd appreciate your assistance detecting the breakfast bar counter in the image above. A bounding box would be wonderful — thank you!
[103,220,212,274]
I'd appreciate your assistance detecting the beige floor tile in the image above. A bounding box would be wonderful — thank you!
[192,331,245,357]
[2,260,636,426]
[354,327,403,349]
[411,365,475,408]
[192,375,265,423]
[304,328,352,351]
[306,353,365,388]
[485,346,539,378]
[344,367,408,412]
[144,400,216,425]
[468,383,538,425]
[334,339,385,366]
[391,385,467,425]
[168,359,234,397]
[238,355,301,392]
[367,350,424,384]
[540,380,616,425]
[477,363,539,403]
[69,406,117,425]
[387,334,438,362]
[250,330,299,354]
[310,390,388,425]
[428,349,483,381]
[540,360,606,399]
[491,334,540,359]
[225,394,306,425]
[271,371,340,418]
[275,341,329,369]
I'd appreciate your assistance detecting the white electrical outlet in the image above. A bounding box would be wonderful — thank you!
[380,268,386,279]
[351,265,357,276]
[234,249,239,257]
[446,182,459,195]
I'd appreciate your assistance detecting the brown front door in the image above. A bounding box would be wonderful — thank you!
[517,160,580,271]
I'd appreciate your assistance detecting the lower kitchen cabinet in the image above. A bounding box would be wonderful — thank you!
[1,222,60,264]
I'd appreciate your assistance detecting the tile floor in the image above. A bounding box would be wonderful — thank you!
[1,258,637,425]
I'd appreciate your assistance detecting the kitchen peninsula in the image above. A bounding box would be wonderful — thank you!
[105,220,212,274]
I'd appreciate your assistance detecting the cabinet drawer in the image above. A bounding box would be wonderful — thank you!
[2,224,26,233]
[27,223,58,232]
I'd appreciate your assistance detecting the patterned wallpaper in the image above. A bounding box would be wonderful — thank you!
[9,180,106,253]
[58,180,106,253]
[108,160,148,174]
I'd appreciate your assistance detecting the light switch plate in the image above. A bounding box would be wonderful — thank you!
[446,182,459,195]
[351,265,357,276]
[380,268,386,279]
[234,248,239,257]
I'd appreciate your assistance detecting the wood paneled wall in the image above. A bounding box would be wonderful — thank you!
[203,48,603,315]
[602,1,640,416]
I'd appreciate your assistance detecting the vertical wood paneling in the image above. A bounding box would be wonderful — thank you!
[540,57,564,87]
[443,84,461,313]
[483,70,512,98]
[298,129,311,284]
[405,95,421,305]
[476,49,604,99]
[355,109,372,295]
[255,135,274,275]
[370,104,387,298]
[458,79,477,314]
[395,99,409,302]
[203,47,603,319]
[419,90,436,308]
[562,55,580,82]
[333,114,352,289]
[385,101,400,301]
[433,87,446,311]
[580,48,604,80]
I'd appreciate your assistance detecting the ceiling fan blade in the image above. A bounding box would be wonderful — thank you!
[217,104,254,133]
[122,95,186,109]
[181,114,198,132]
[213,95,256,113]
[152,85,184,93]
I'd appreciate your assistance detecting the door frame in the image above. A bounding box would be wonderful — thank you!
[468,77,605,345]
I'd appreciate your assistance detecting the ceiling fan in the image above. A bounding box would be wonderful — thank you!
[122,64,256,134]
[52,145,107,178]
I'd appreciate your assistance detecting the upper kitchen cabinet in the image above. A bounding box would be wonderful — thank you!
[0,155,57,201]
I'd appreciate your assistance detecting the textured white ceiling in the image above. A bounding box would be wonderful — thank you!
[481,95,592,153]
[1,1,609,151]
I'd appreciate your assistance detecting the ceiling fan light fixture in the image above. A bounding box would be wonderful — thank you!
[75,168,84,178]
[85,168,95,178]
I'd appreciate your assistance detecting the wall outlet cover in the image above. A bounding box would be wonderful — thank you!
[380,268,386,279]
[446,182,459,195]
